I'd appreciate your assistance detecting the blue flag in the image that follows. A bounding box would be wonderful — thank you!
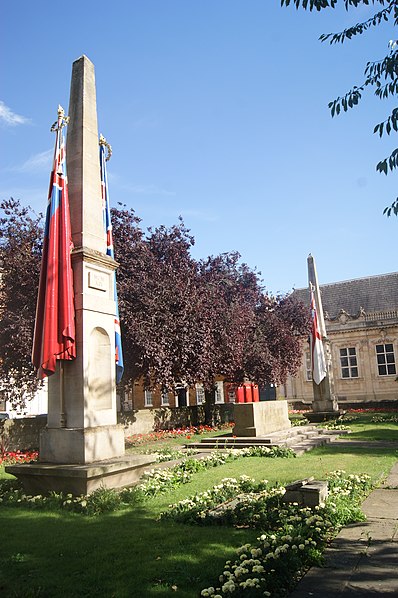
[100,139,124,384]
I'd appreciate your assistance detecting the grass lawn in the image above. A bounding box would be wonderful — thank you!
[0,412,397,597]
[341,412,398,442]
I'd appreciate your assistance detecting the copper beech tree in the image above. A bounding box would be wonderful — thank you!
[0,199,43,409]
[0,200,310,409]
[111,205,310,398]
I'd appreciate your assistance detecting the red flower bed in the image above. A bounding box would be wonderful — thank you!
[347,408,398,413]
[0,450,38,466]
[126,423,234,446]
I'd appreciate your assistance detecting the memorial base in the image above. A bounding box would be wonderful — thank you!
[6,454,155,496]
[308,397,340,423]
[233,401,291,437]
[39,425,125,464]
[306,411,342,423]
[312,398,339,413]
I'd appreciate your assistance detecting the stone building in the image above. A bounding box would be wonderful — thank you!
[280,272,398,409]
[121,378,234,411]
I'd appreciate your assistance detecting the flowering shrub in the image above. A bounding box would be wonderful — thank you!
[371,415,398,423]
[0,445,294,513]
[134,446,294,498]
[290,418,309,427]
[198,470,373,597]
[321,419,351,431]
[159,477,283,526]
[0,450,38,465]
[337,414,358,423]
[126,424,234,446]
[0,481,125,515]
[148,447,197,462]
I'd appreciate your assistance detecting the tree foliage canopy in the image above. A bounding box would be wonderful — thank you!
[112,205,310,392]
[0,199,43,408]
[281,0,398,216]
[0,200,310,407]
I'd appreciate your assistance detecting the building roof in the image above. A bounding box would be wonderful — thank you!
[292,272,398,319]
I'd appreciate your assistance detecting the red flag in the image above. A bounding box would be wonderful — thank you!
[32,108,76,378]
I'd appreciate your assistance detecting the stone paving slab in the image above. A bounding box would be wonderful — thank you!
[383,474,398,488]
[349,519,398,542]
[383,462,398,488]
[362,489,398,519]
[289,463,398,596]
[289,541,398,596]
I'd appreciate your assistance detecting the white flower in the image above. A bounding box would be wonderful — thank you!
[222,580,236,593]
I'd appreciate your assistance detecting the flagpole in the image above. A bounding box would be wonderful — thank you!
[99,134,124,384]
[53,106,70,429]
[307,254,338,417]
[59,361,66,428]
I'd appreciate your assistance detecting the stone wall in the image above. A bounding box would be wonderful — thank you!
[119,404,234,437]
[1,404,235,452]
[1,416,47,452]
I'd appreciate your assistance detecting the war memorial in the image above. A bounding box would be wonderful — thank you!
[6,56,155,494]
[6,53,337,497]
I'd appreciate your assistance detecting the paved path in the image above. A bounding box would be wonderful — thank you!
[289,461,398,596]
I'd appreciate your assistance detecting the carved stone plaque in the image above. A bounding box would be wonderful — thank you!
[88,270,107,292]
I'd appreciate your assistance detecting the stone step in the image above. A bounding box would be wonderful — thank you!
[196,424,325,446]
[289,435,333,455]
[283,430,331,446]
[185,441,281,450]
[199,436,273,445]
[184,427,346,456]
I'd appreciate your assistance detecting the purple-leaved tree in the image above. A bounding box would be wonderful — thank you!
[0,199,44,409]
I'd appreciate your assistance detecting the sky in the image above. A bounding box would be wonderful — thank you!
[2,1,398,295]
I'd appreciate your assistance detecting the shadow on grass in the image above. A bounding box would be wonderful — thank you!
[0,504,258,598]
[344,428,398,442]
[310,444,398,458]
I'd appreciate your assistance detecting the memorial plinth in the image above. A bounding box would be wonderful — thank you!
[233,401,291,437]
[6,454,155,496]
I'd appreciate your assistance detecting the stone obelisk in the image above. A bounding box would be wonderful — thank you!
[6,56,155,493]
[308,254,339,415]
[40,55,125,463]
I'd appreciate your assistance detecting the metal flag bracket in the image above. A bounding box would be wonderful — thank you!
[50,105,70,132]
[99,133,112,161]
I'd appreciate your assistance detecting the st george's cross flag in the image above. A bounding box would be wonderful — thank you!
[310,284,327,385]
[32,108,76,378]
[100,139,124,384]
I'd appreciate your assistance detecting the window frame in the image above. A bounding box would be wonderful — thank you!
[376,343,397,377]
[305,351,312,382]
[339,347,359,379]
[160,389,170,406]
[195,383,205,405]
[144,390,153,407]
